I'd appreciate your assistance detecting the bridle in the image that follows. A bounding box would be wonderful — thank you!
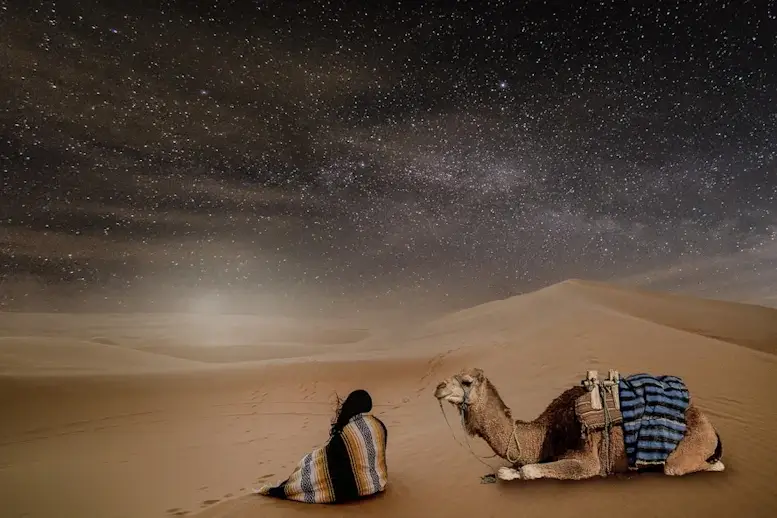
[456,374,472,426]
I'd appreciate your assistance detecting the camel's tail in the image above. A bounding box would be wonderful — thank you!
[706,431,723,464]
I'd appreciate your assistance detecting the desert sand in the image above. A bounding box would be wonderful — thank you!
[2,279,777,518]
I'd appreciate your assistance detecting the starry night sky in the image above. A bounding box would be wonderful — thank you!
[1,0,776,314]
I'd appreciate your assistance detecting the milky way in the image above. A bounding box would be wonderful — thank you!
[1,1,776,313]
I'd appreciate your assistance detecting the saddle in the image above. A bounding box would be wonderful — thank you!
[575,369,623,435]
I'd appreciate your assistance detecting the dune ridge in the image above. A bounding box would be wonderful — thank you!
[566,279,777,354]
[1,280,776,517]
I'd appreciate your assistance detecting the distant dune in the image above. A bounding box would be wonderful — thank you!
[562,279,777,354]
[1,279,776,517]
[0,312,373,371]
[0,336,202,376]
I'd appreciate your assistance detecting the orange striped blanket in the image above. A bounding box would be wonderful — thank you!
[255,413,388,504]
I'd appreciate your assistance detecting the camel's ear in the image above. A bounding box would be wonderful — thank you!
[471,368,484,381]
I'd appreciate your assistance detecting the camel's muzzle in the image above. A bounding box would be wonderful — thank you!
[433,382,449,400]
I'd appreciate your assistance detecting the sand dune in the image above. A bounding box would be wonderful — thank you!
[0,336,203,376]
[568,279,777,354]
[0,312,373,369]
[1,280,776,517]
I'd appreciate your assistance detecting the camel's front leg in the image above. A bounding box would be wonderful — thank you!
[497,437,602,482]
[497,458,600,481]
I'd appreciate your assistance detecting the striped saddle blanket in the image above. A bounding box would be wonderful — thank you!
[255,413,388,504]
[619,373,690,469]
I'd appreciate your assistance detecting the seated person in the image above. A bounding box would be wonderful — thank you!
[255,389,388,504]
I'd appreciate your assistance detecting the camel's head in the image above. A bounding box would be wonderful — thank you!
[434,367,486,409]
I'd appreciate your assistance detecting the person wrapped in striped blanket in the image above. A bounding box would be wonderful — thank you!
[254,389,389,504]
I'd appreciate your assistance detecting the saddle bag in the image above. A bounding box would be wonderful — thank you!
[575,370,623,434]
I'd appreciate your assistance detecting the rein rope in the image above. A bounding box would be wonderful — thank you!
[505,422,521,465]
[437,384,522,484]
[600,388,613,475]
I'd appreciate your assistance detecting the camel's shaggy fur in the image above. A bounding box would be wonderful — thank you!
[434,367,725,482]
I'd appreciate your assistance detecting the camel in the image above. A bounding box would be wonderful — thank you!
[434,367,725,482]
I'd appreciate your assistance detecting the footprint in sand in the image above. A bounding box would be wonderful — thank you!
[255,473,274,482]
[166,508,188,516]
[201,499,220,508]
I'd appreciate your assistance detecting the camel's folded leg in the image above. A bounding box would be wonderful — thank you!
[497,436,602,482]
[663,405,725,476]
[497,458,601,481]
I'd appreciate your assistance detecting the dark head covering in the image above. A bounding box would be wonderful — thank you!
[330,389,372,436]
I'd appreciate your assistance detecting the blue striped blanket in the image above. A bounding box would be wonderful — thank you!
[618,373,690,469]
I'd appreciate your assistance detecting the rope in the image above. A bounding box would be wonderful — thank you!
[505,422,521,464]
[437,399,522,484]
[438,399,498,483]
[600,385,612,475]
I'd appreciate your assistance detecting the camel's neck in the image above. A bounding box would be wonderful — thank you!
[464,396,547,465]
